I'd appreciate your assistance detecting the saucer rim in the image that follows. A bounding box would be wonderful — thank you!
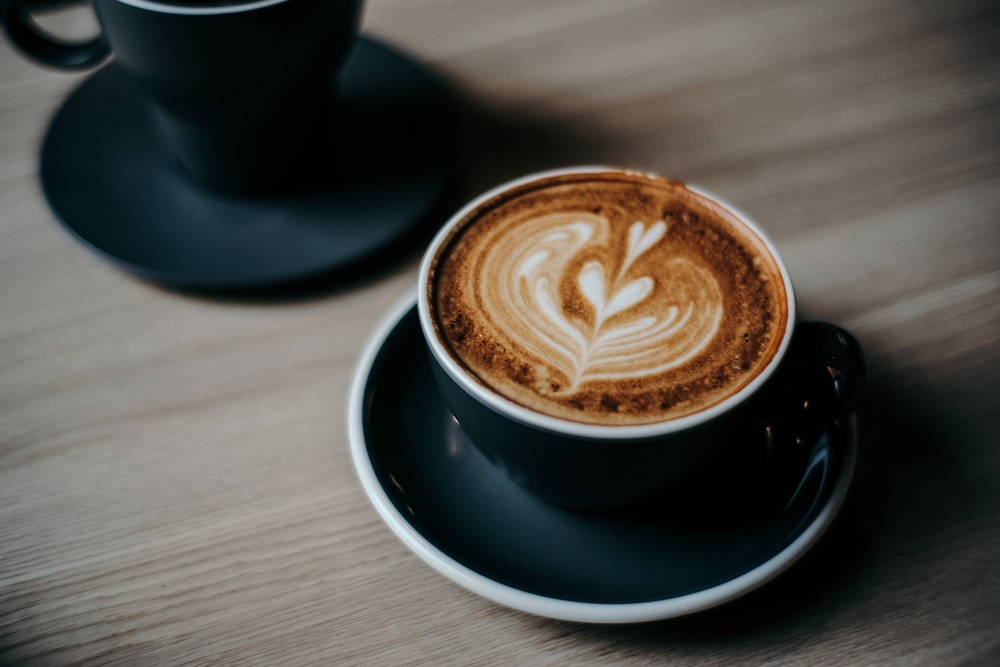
[348,292,857,624]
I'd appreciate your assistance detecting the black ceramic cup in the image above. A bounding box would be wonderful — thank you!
[418,167,866,511]
[1,0,364,193]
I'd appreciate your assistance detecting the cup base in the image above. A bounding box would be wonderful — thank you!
[38,37,458,291]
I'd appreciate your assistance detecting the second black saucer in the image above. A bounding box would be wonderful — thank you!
[39,37,457,290]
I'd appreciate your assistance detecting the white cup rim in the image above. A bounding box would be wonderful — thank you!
[116,0,288,16]
[417,166,797,441]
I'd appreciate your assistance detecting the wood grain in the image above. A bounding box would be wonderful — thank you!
[2,0,998,664]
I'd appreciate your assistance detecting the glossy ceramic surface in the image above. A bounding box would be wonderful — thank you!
[39,37,456,290]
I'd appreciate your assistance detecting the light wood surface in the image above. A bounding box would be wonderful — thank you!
[2,0,999,664]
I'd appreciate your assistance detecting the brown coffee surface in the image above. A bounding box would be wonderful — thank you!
[429,171,789,426]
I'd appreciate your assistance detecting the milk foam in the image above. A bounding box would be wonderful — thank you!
[478,213,723,395]
[431,172,788,425]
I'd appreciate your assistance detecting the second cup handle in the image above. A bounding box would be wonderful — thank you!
[1,0,110,70]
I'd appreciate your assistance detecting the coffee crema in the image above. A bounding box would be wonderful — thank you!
[428,171,789,426]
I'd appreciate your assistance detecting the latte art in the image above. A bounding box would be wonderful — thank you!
[481,213,723,395]
[430,171,789,426]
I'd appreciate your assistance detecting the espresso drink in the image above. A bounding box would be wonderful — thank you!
[428,171,789,426]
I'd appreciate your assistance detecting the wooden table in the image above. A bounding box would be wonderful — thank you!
[2,0,998,664]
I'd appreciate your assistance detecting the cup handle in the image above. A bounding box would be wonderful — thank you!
[1,0,110,70]
[736,322,865,513]
[751,321,867,426]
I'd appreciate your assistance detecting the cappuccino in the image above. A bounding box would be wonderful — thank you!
[427,171,789,426]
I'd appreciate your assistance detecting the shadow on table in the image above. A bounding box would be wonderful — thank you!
[165,84,621,306]
[543,371,961,648]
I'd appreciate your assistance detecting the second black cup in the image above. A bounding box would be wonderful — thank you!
[2,0,364,192]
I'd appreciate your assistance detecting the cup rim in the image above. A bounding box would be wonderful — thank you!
[116,0,288,16]
[417,166,797,441]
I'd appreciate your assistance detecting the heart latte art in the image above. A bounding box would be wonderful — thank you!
[483,214,722,395]
[430,172,788,426]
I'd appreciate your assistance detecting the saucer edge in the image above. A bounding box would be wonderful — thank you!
[347,294,858,624]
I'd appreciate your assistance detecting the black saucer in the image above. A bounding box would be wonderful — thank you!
[39,37,456,290]
[348,296,858,624]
